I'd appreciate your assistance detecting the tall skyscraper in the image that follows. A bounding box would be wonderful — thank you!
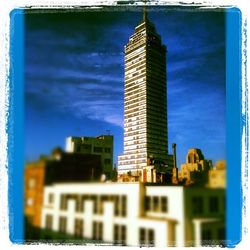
[118,10,169,178]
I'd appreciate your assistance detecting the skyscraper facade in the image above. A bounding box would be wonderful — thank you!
[118,11,169,177]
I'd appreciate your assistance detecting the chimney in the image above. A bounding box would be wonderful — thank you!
[172,143,177,169]
[172,143,178,184]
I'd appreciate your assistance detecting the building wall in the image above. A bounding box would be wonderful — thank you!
[183,188,225,246]
[41,182,225,247]
[144,186,185,246]
[24,161,45,227]
[65,135,113,175]
[44,153,102,184]
[178,148,211,185]
[208,169,226,188]
[41,183,183,247]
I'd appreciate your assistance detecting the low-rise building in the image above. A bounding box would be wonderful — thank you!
[24,160,46,227]
[41,182,225,247]
[24,149,102,227]
[65,135,113,176]
[208,160,226,188]
[178,148,212,185]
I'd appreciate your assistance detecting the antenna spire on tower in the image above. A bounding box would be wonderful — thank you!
[143,0,148,22]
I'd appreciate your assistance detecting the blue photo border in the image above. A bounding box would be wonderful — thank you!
[9,9,24,243]
[8,7,243,247]
[226,8,242,247]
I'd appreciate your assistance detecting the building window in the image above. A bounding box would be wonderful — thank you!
[76,145,81,153]
[145,196,168,213]
[104,159,111,165]
[114,225,119,243]
[114,196,119,216]
[60,195,67,210]
[74,219,83,238]
[139,228,146,245]
[26,198,33,207]
[192,197,203,214]
[201,228,212,246]
[81,144,91,153]
[45,214,53,230]
[148,229,155,246]
[91,195,98,214]
[161,197,168,212]
[114,224,126,245]
[105,147,111,153]
[48,193,54,204]
[28,178,36,189]
[152,196,160,212]
[121,195,127,217]
[26,215,33,224]
[76,196,82,212]
[139,228,155,246]
[59,216,67,234]
[99,195,109,214]
[93,221,103,241]
[218,227,225,240]
[209,196,219,213]
[145,196,151,211]
[94,147,103,153]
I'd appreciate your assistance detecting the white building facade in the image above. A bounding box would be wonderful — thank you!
[41,183,225,247]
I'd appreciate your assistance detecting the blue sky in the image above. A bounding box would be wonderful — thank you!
[25,7,225,167]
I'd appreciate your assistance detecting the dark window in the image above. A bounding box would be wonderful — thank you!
[94,147,102,153]
[139,228,154,246]
[114,224,126,245]
[145,196,150,211]
[161,197,168,212]
[105,147,111,153]
[121,195,127,217]
[93,222,97,240]
[45,214,53,230]
[59,216,67,234]
[194,155,197,163]
[93,221,103,241]
[192,197,203,214]
[121,225,126,245]
[209,197,219,213]
[91,195,98,214]
[99,195,109,214]
[27,215,33,224]
[114,196,119,216]
[153,196,160,212]
[139,228,146,245]
[202,229,212,246]
[148,229,155,246]
[60,195,67,210]
[82,144,91,153]
[104,159,111,164]
[76,196,82,212]
[74,219,83,237]
[76,145,81,153]
[218,228,225,240]
[114,225,119,243]
[99,222,103,241]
